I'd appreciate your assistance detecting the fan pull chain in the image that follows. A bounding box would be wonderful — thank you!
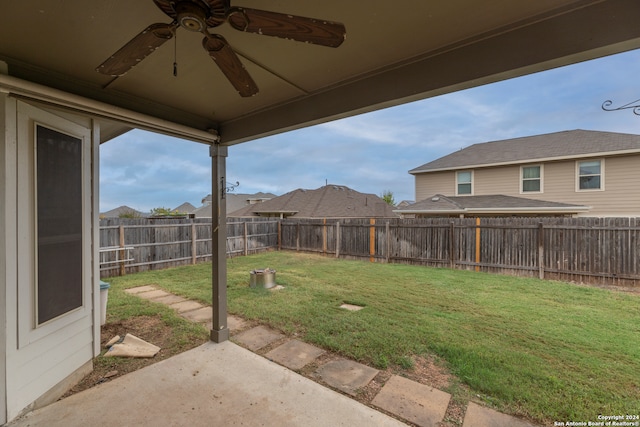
[173,31,178,77]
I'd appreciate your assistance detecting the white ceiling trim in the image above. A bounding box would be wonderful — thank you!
[0,72,218,145]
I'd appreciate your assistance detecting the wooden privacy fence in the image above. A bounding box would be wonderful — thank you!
[279,217,640,287]
[100,216,640,286]
[99,217,278,277]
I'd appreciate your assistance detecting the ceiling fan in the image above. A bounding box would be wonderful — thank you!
[96,0,346,97]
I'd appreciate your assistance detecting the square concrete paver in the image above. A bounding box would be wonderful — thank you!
[204,315,248,334]
[124,285,157,294]
[169,300,205,313]
[316,359,379,396]
[151,294,187,305]
[265,339,325,370]
[462,402,536,427]
[181,306,212,323]
[135,289,171,300]
[233,326,284,351]
[227,315,248,331]
[372,375,451,427]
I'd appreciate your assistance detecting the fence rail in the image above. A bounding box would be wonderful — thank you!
[100,216,640,287]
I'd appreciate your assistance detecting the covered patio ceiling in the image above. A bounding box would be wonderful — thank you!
[2,0,640,145]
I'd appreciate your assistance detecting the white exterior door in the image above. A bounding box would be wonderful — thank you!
[4,100,96,421]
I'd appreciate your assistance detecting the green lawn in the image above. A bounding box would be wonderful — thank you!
[107,251,640,424]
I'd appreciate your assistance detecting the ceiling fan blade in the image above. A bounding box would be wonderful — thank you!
[226,7,346,48]
[202,34,258,97]
[96,23,176,76]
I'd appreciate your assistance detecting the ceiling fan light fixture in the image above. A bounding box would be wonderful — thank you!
[176,2,208,32]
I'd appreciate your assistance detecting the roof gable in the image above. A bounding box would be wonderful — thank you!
[410,130,640,174]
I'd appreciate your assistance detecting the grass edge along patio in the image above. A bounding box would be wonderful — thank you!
[104,251,640,426]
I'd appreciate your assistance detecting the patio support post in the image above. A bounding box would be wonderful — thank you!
[210,143,229,343]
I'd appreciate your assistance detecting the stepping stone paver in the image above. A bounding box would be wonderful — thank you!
[372,375,450,427]
[316,359,379,396]
[227,315,248,331]
[233,326,284,351]
[265,339,325,370]
[169,300,205,313]
[135,289,171,300]
[124,285,157,294]
[181,306,213,323]
[206,315,249,333]
[462,402,537,427]
[151,294,187,305]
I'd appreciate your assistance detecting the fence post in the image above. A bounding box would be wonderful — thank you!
[244,221,248,256]
[335,221,341,258]
[296,222,300,251]
[191,223,197,265]
[385,221,390,263]
[322,218,327,255]
[475,217,481,272]
[278,221,282,250]
[449,221,455,269]
[369,218,376,263]
[538,222,545,280]
[119,224,126,276]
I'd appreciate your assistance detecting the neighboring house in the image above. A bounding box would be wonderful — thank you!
[194,192,276,217]
[172,202,196,214]
[396,200,415,208]
[229,185,398,219]
[100,205,147,218]
[400,130,640,217]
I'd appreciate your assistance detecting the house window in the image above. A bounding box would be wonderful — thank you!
[577,159,603,191]
[36,125,83,325]
[521,165,542,193]
[456,171,473,195]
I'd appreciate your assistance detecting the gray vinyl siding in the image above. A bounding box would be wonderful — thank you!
[415,171,454,201]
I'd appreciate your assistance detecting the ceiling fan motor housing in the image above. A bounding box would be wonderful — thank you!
[176,1,209,32]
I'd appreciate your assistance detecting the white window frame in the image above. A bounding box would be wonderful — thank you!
[576,158,604,192]
[520,164,543,194]
[456,170,473,196]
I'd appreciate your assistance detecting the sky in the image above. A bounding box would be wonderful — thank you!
[99,48,640,213]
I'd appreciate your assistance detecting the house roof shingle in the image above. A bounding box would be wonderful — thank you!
[230,185,398,218]
[194,192,277,217]
[172,202,196,214]
[409,130,640,174]
[395,194,589,215]
[100,205,147,218]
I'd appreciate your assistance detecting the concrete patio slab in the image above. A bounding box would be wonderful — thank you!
[169,300,205,313]
[180,306,213,323]
[265,339,326,370]
[316,359,379,396]
[7,341,407,427]
[135,289,171,300]
[372,375,451,427]
[124,285,157,294]
[463,402,536,427]
[150,294,187,305]
[233,325,285,351]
